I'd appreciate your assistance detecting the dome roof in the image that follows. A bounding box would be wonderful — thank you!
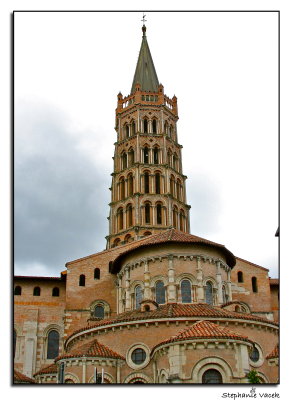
[56,339,125,361]
[110,229,236,273]
[151,320,252,353]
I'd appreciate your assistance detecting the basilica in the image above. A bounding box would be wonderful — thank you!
[14,23,279,384]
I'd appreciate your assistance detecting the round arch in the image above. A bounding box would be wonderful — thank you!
[191,356,234,384]
[90,299,111,319]
[123,372,152,384]
[129,280,145,293]
[175,273,197,286]
[149,275,168,288]
[256,371,269,383]
[202,276,218,288]
[158,369,169,383]
[63,372,80,384]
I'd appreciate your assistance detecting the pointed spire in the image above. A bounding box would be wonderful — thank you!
[130,24,159,94]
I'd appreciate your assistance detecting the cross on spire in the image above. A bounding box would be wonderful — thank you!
[141,12,147,24]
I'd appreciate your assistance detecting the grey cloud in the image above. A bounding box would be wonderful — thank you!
[15,100,111,276]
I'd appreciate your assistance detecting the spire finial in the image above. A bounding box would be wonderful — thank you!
[141,13,147,36]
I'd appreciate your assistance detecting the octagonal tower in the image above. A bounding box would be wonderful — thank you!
[106,24,191,249]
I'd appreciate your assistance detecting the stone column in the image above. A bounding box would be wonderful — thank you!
[125,267,131,311]
[135,195,139,230]
[82,359,86,383]
[216,261,223,305]
[227,269,233,301]
[123,209,126,232]
[167,256,177,302]
[150,174,154,194]
[116,361,121,383]
[151,204,155,225]
[117,274,123,314]
[143,260,151,299]
[196,257,205,302]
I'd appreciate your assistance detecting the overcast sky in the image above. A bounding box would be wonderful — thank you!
[14,11,278,278]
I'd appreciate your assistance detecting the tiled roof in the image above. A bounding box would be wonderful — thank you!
[269,279,279,286]
[110,229,236,272]
[152,320,252,351]
[65,302,278,346]
[34,363,58,376]
[14,369,35,383]
[14,275,62,281]
[56,339,125,361]
[266,344,279,359]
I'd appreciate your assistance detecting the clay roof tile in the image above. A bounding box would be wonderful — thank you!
[14,369,35,383]
[266,344,279,359]
[56,339,125,362]
[152,320,252,352]
[33,363,58,377]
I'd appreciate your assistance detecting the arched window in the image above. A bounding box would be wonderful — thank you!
[179,210,185,232]
[47,330,59,359]
[181,279,192,303]
[128,174,134,196]
[143,147,149,164]
[14,329,17,358]
[94,305,104,319]
[237,271,243,283]
[119,177,125,200]
[79,274,85,286]
[152,119,157,134]
[128,149,134,166]
[177,179,181,201]
[131,120,136,136]
[122,152,127,169]
[143,118,148,133]
[94,268,100,280]
[168,150,172,166]
[202,369,223,384]
[252,277,258,293]
[155,172,161,194]
[33,286,40,296]
[125,234,132,243]
[155,281,166,304]
[135,285,143,309]
[156,203,162,225]
[125,124,130,138]
[173,206,178,228]
[144,172,149,193]
[113,238,121,248]
[164,121,169,136]
[145,203,151,224]
[117,208,123,230]
[170,175,175,196]
[52,287,60,297]
[153,147,159,164]
[205,281,213,305]
[169,125,173,139]
[14,286,21,296]
[173,153,178,170]
[127,204,133,227]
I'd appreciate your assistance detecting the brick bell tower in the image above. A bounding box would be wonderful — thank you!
[106,24,191,249]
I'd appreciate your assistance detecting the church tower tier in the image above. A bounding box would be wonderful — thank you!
[106,25,191,249]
